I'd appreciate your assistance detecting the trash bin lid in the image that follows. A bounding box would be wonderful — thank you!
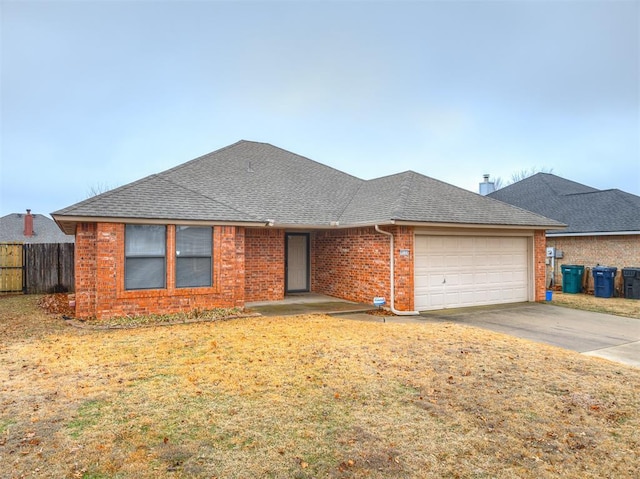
[622,267,640,278]
[592,266,617,273]
[561,265,584,272]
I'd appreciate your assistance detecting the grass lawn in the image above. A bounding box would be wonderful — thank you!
[1,295,639,478]
[550,291,640,319]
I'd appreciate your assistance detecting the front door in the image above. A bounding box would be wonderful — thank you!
[286,233,309,292]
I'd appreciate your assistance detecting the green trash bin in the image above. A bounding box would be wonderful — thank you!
[561,265,584,294]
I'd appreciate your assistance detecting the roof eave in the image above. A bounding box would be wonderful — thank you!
[547,230,640,237]
[393,220,566,231]
[263,220,396,230]
[51,215,269,235]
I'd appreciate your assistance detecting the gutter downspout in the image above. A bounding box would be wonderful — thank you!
[375,225,419,316]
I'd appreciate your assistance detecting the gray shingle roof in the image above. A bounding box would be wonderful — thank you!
[0,213,75,243]
[53,140,563,231]
[339,171,560,227]
[55,174,261,223]
[488,173,640,234]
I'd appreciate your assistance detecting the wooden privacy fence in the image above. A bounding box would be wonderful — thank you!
[0,243,74,294]
[0,243,24,293]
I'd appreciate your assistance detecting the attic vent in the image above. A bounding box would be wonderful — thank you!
[247,161,254,173]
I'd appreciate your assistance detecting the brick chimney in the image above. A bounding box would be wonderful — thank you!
[24,209,34,237]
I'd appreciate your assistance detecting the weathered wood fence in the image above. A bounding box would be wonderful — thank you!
[0,243,74,294]
[0,243,24,293]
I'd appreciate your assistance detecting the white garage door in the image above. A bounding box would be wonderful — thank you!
[415,235,529,311]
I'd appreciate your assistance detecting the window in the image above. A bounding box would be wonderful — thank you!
[125,225,166,290]
[176,226,212,288]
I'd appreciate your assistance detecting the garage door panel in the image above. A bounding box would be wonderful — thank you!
[475,255,490,267]
[444,255,461,267]
[460,273,474,285]
[458,255,474,267]
[428,292,445,308]
[415,235,529,310]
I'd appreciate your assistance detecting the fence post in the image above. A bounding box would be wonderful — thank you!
[22,244,26,294]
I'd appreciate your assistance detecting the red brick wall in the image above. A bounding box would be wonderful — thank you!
[75,222,97,318]
[392,226,415,311]
[73,222,550,318]
[74,223,245,319]
[245,228,285,302]
[534,230,547,301]
[311,226,414,311]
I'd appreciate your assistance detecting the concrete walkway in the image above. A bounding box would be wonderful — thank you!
[339,303,640,368]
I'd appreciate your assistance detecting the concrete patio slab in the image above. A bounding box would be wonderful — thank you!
[247,293,376,317]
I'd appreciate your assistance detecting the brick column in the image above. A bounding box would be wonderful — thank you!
[74,223,97,318]
[534,230,547,301]
[392,225,415,312]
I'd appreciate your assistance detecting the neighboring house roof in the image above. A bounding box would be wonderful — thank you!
[488,173,640,235]
[0,212,75,243]
[52,140,563,233]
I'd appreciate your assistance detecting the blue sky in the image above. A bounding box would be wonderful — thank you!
[1,0,638,218]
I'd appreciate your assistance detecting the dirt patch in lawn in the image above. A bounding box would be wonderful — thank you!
[1,295,639,478]
[550,292,640,319]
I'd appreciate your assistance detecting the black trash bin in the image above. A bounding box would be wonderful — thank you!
[592,266,617,298]
[622,268,640,300]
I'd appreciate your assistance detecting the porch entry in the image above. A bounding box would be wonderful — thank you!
[286,233,309,292]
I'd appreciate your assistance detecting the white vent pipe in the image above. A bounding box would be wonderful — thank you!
[374,225,419,316]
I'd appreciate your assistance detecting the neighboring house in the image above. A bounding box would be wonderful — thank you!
[52,140,563,319]
[1,210,75,294]
[488,173,640,290]
[0,210,75,244]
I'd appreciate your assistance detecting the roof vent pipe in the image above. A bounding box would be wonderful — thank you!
[374,225,419,316]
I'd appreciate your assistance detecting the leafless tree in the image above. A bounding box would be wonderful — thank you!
[86,182,114,198]
[494,166,553,190]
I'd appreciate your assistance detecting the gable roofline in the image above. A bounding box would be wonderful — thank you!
[498,172,599,197]
[164,139,363,183]
[53,140,565,232]
[536,172,599,195]
[53,173,262,220]
[488,173,640,233]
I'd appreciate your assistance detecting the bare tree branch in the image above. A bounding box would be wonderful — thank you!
[494,166,554,190]
[86,182,114,198]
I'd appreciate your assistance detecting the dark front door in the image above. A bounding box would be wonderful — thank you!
[286,233,309,292]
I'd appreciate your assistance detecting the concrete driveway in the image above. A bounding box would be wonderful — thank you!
[342,303,640,368]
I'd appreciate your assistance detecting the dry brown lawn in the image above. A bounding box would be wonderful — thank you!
[1,295,639,479]
[550,291,640,319]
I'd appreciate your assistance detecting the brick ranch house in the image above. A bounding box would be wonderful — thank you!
[52,141,563,319]
[489,173,640,292]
